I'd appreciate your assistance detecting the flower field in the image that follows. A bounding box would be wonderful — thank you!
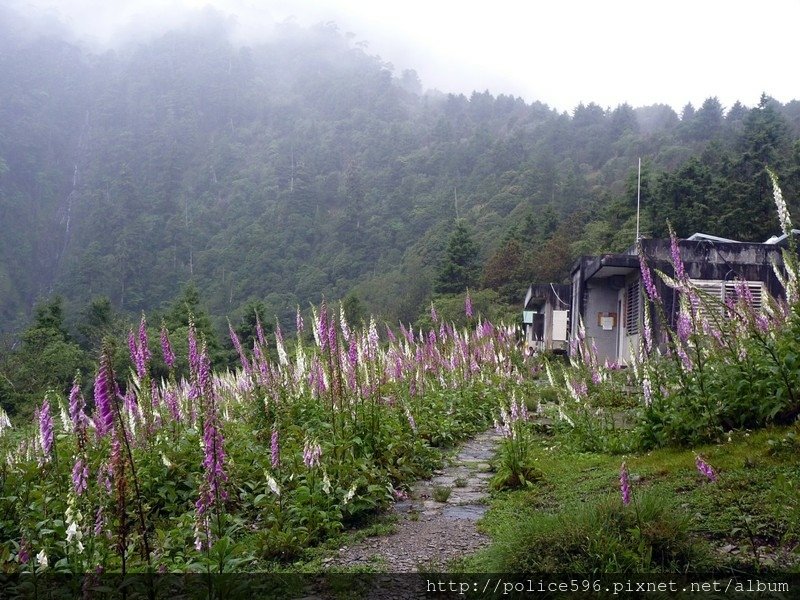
[0,298,527,575]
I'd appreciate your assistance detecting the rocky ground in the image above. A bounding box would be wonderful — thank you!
[326,428,502,573]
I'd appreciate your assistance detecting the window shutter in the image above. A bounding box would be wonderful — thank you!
[687,279,765,317]
[724,282,764,312]
[625,280,640,335]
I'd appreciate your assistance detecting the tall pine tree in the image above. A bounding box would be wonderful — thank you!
[434,222,479,294]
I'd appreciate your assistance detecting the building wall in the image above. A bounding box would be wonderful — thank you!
[583,282,619,362]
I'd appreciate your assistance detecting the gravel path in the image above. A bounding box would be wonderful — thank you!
[326,428,502,573]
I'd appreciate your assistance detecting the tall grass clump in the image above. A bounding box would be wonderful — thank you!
[480,491,708,573]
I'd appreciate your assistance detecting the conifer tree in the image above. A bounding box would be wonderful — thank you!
[434,222,479,294]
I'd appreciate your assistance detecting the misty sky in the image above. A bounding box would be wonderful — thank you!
[9,0,800,113]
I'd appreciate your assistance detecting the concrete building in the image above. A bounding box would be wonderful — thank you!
[524,232,796,363]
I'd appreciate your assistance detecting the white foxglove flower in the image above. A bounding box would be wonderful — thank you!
[343,484,357,505]
[66,521,84,553]
[266,474,280,497]
[322,471,331,495]
[36,550,48,569]
[0,407,11,437]
[768,168,792,236]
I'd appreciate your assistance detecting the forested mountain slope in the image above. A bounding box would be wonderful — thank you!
[1,5,799,335]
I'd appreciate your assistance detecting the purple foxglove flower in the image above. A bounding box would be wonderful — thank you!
[620,462,631,506]
[695,455,717,482]
[72,457,89,495]
[676,309,692,344]
[430,303,438,323]
[639,252,660,302]
[202,415,228,501]
[270,428,280,470]
[367,320,379,357]
[309,357,327,397]
[296,306,304,334]
[97,464,113,494]
[138,314,151,364]
[18,538,30,565]
[229,322,251,375]
[127,329,137,365]
[68,378,86,431]
[385,324,396,343]
[348,339,358,369]
[94,506,106,537]
[669,229,686,281]
[303,440,321,468]
[465,291,473,318]
[504,402,515,425]
[164,389,181,422]
[255,313,267,347]
[39,398,54,458]
[93,352,115,438]
[677,347,693,372]
[317,301,328,351]
[160,323,175,370]
[327,320,337,351]
[188,319,200,378]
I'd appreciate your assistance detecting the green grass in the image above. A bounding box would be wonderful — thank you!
[462,423,800,573]
[432,485,452,502]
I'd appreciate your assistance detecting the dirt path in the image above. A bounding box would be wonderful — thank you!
[326,428,502,573]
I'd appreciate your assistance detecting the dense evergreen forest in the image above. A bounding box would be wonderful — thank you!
[1,5,800,414]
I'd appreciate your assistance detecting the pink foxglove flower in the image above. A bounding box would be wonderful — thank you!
[68,378,86,431]
[188,318,200,378]
[639,251,660,302]
[93,353,115,438]
[676,313,691,345]
[160,322,175,370]
[270,428,280,470]
[669,228,686,282]
[229,322,251,375]
[317,300,329,351]
[72,457,89,496]
[465,291,473,318]
[255,313,267,347]
[620,462,631,506]
[39,398,54,459]
[18,538,30,565]
[302,440,322,468]
[138,313,151,365]
[695,455,717,482]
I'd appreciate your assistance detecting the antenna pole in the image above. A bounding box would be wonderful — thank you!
[635,157,641,243]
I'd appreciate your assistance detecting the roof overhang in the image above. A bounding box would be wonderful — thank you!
[585,254,639,281]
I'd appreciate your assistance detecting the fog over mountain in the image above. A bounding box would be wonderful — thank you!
[7,0,800,112]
